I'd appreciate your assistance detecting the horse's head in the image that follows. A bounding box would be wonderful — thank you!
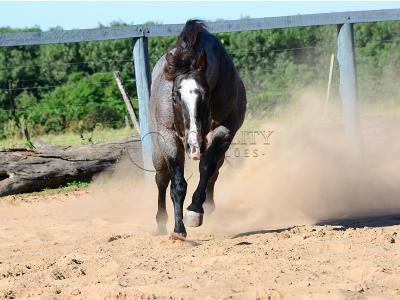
[165,50,210,160]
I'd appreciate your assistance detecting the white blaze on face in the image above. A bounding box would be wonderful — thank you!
[179,78,201,159]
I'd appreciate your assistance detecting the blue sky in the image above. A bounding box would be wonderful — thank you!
[0,1,399,30]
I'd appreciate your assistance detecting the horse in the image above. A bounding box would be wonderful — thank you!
[149,20,247,239]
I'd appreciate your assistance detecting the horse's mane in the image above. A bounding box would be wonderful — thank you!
[164,19,205,81]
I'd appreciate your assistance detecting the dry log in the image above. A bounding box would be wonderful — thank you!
[0,137,141,196]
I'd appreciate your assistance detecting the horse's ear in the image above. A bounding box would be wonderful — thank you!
[196,50,207,73]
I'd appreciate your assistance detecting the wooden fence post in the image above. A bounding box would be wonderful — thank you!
[324,53,335,115]
[133,37,153,176]
[337,23,360,141]
[114,70,141,133]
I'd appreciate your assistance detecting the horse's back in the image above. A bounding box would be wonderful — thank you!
[152,55,166,83]
[150,54,174,127]
[149,54,177,170]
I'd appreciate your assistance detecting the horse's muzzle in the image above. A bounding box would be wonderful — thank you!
[187,132,202,160]
[189,145,201,160]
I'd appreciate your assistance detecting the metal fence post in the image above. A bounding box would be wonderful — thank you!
[337,23,360,141]
[133,37,153,178]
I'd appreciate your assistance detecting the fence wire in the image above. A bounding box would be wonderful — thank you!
[1,34,399,150]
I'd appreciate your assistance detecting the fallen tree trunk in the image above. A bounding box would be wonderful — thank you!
[0,137,141,196]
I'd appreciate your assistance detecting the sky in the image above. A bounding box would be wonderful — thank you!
[0,1,399,30]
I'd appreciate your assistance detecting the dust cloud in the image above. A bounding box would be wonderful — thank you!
[207,90,400,233]
[79,90,400,236]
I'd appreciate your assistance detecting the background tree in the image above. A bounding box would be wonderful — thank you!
[0,20,399,139]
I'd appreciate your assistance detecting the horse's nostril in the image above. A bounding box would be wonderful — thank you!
[189,145,201,160]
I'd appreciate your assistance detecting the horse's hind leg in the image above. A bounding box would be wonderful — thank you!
[204,156,224,215]
[168,155,187,239]
[155,168,170,235]
[154,131,187,238]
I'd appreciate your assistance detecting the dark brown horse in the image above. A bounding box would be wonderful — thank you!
[149,20,246,238]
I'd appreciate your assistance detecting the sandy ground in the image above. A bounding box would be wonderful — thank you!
[0,188,399,300]
[2,98,400,299]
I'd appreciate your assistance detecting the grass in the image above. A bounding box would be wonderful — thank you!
[0,126,138,150]
[43,180,90,194]
[4,180,90,200]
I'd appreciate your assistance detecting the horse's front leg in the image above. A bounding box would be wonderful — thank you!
[184,125,233,227]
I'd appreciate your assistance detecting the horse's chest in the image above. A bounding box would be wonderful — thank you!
[210,97,234,123]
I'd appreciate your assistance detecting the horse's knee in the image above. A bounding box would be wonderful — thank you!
[155,171,170,189]
[199,159,215,176]
[177,179,187,196]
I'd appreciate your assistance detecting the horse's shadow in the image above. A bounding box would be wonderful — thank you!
[232,215,400,238]
[316,214,400,230]
[232,226,296,239]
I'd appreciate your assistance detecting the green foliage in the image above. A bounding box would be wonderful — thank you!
[0,20,399,143]
[0,109,12,138]
[42,180,90,194]
[148,36,175,68]
[22,71,130,135]
[62,180,90,190]
[2,119,20,141]
[355,21,400,105]
[38,43,82,83]
[217,26,337,115]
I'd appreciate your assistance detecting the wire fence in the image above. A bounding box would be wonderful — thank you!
[0,36,397,74]
[0,32,399,150]
[0,58,135,72]
[2,35,398,90]
[0,78,135,93]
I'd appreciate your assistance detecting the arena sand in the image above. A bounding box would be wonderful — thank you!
[1,91,400,299]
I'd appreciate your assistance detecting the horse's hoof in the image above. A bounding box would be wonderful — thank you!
[183,210,203,227]
[169,232,186,241]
